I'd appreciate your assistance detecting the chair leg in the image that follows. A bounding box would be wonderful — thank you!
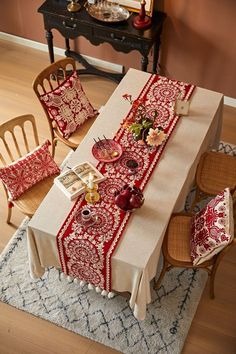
[189,187,202,212]
[154,257,169,290]
[7,204,12,224]
[52,138,57,158]
[209,248,231,299]
[209,263,219,299]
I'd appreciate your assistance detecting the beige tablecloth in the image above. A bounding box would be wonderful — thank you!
[27,69,223,320]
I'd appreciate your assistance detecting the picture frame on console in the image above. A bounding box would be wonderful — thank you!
[119,0,154,16]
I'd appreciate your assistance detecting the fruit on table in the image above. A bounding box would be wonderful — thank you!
[129,194,143,209]
[114,184,144,211]
[114,193,129,210]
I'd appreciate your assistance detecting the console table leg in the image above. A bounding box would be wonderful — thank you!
[46,30,54,63]
[152,41,159,74]
[65,38,70,52]
[141,56,148,72]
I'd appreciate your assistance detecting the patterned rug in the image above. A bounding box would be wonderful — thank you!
[0,141,235,354]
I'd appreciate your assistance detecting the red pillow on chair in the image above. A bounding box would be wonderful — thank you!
[0,140,60,201]
[40,70,97,139]
[190,188,234,265]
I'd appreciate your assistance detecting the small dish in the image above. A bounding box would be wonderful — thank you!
[92,139,123,163]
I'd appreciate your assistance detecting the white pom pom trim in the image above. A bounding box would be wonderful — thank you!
[95,287,102,293]
[108,292,115,299]
[101,290,108,296]
[88,283,94,290]
[80,280,85,287]
[67,275,72,281]
[74,278,79,284]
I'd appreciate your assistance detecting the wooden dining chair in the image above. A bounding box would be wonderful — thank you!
[0,114,57,223]
[191,151,236,210]
[154,193,236,299]
[33,58,97,157]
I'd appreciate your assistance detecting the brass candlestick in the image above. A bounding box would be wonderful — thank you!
[67,0,81,12]
[84,173,100,204]
[85,183,100,204]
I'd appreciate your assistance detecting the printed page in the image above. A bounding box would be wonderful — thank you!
[56,169,84,196]
[73,162,104,184]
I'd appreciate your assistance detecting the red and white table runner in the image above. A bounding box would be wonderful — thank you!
[56,75,195,293]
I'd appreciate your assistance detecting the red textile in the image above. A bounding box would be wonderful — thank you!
[0,140,60,201]
[56,75,195,291]
[40,71,97,139]
[190,188,233,265]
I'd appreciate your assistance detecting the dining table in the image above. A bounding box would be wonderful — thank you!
[27,68,223,320]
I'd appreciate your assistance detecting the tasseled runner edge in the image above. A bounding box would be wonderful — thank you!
[60,273,115,299]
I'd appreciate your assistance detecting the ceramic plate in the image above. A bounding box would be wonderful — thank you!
[92,139,123,162]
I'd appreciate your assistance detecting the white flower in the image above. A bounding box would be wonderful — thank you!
[146,128,166,147]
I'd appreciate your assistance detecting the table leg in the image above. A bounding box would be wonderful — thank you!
[45,30,54,63]
[65,38,70,52]
[141,55,148,72]
[152,41,160,74]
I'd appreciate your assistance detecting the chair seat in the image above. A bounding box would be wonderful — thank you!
[196,151,236,195]
[54,116,97,147]
[13,175,56,217]
[167,215,192,262]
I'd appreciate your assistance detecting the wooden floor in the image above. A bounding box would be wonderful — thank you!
[0,39,236,354]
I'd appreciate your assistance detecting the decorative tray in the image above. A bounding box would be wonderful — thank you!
[92,139,123,162]
[86,3,130,23]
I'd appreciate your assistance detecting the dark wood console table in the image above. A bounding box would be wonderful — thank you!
[39,0,166,83]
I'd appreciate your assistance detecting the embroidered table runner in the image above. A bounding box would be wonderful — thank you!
[56,75,195,293]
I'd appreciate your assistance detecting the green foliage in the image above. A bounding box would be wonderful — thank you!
[129,118,153,141]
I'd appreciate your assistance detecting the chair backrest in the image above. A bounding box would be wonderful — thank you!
[0,114,39,167]
[33,58,76,96]
[32,58,76,143]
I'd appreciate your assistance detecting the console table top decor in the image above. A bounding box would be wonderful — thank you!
[38,0,166,82]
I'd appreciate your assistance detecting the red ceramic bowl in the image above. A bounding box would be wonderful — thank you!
[92,139,123,163]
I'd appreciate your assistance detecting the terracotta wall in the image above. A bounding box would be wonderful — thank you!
[0,0,236,98]
[157,0,236,98]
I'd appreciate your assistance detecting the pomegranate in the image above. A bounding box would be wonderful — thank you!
[114,184,144,211]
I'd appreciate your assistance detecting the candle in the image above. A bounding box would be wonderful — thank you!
[87,172,94,190]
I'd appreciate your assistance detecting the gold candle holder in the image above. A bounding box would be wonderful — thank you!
[85,173,100,204]
[67,0,81,12]
[85,183,100,204]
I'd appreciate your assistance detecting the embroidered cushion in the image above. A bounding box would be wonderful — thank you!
[190,188,234,265]
[0,140,60,201]
[40,70,97,139]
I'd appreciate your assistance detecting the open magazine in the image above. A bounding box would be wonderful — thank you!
[54,161,106,200]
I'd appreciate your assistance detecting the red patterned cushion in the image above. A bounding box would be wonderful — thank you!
[40,70,97,139]
[0,140,60,201]
[190,188,234,265]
